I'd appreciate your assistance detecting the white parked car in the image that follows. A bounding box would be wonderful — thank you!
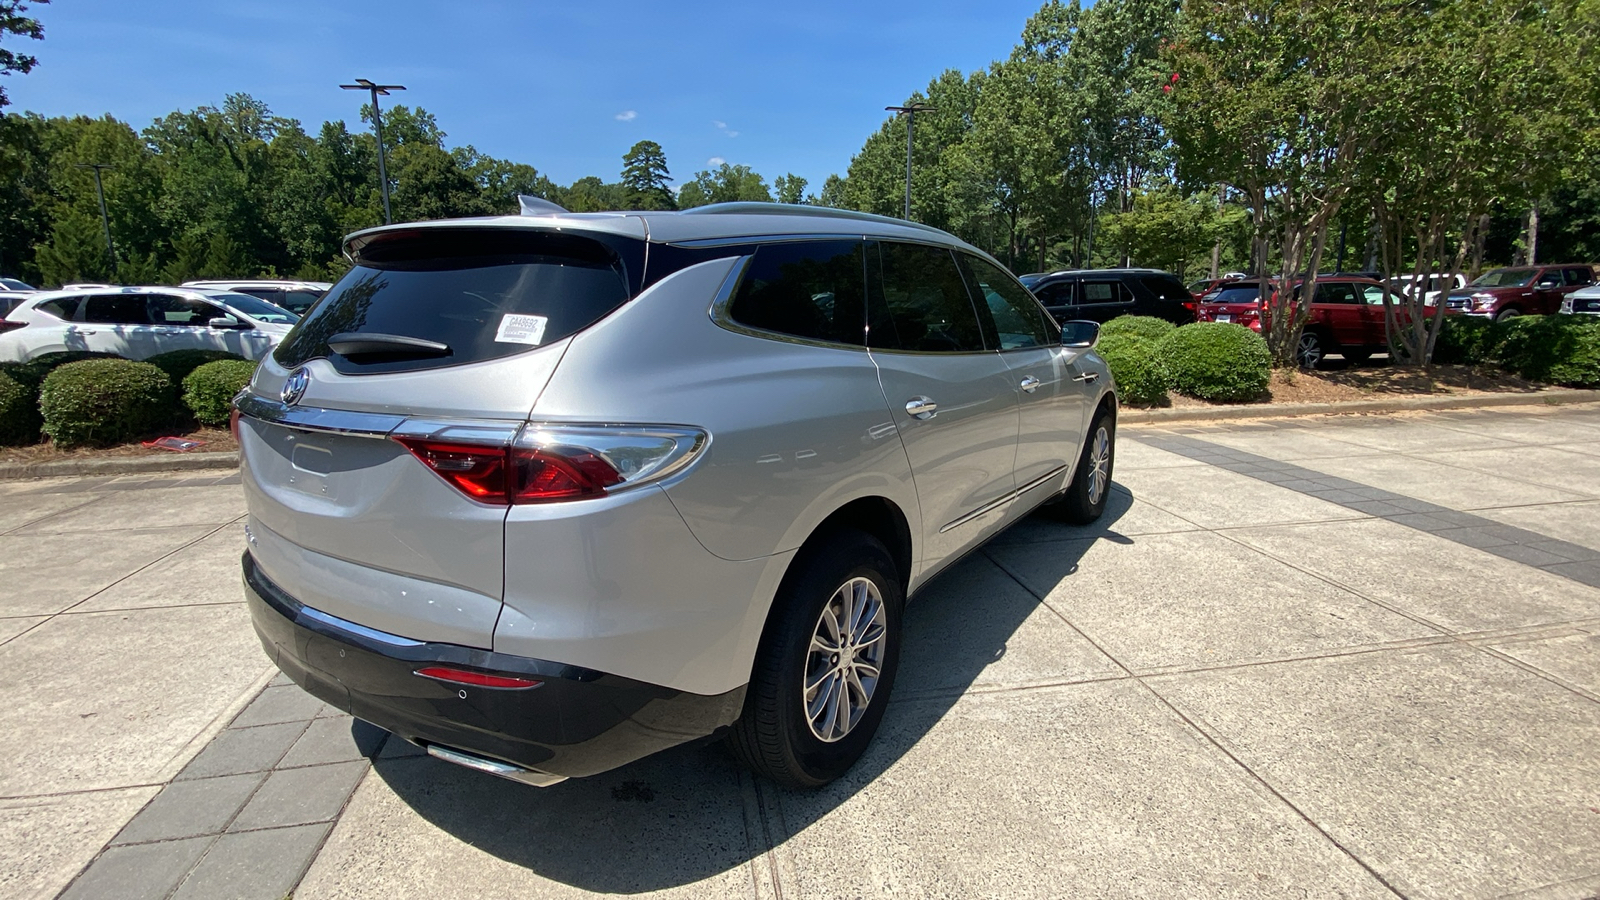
[1561,284,1600,316]
[0,286,299,363]
[0,277,36,292]
[183,279,331,316]
[1388,273,1467,306]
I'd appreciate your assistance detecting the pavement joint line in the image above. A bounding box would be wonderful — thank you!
[737,766,785,900]
[52,599,245,617]
[979,545,1411,899]
[1471,644,1600,706]
[0,782,167,802]
[53,519,241,620]
[1133,431,1600,707]
[0,495,100,537]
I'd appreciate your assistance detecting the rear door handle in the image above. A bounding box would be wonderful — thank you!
[1019,376,1041,393]
[904,397,938,420]
[1073,372,1100,383]
[69,327,98,335]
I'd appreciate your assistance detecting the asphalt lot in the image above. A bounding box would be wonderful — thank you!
[3,403,1599,900]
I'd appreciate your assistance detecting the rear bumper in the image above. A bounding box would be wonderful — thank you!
[243,551,745,780]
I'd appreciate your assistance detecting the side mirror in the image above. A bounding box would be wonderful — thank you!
[209,315,247,330]
[1060,320,1100,349]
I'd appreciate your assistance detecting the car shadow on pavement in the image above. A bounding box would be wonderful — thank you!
[364,486,1133,893]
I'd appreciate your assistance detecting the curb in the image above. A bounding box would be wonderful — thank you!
[0,450,240,481]
[1121,389,1600,425]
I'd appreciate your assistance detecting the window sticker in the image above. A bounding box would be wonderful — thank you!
[495,313,549,345]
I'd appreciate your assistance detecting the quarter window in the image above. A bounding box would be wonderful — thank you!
[868,242,986,353]
[33,296,84,321]
[727,241,866,346]
[959,255,1055,350]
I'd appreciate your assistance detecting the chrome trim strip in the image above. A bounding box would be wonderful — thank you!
[938,464,1068,534]
[298,605,426,648]
[670,232,864,248]
[426,744,569,787]
[235,392,407,439]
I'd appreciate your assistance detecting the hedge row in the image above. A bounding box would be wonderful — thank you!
[0,351,254,448]
[1434,314,1600,386]
[1097,316,1272,406]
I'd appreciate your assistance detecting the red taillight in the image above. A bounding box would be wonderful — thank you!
[414,666,542,689]
[393,438,624,505]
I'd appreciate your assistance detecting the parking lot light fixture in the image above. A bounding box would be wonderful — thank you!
[340,79,407,224]
[885,103,937,221]
[75,163,117,271]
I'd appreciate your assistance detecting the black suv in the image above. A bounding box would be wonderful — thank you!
[1018,268,1195,324]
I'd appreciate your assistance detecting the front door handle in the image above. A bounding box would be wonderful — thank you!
[69,327,98,335]
[1019,376,1041,393]
[904,397,938,420]
[1073,371,1100,383]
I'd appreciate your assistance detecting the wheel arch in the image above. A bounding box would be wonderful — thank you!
[799,496,914,598]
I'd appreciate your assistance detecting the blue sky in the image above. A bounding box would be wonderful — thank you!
[10,0,1050,195]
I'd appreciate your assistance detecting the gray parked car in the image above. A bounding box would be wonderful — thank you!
[237,202,1118,789]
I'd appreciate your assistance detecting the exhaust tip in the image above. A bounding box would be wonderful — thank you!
[425,743,567,787]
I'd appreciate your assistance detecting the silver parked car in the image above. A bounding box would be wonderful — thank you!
[237,202,1117,789]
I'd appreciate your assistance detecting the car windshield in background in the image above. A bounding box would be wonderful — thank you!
[1470,268,1536,288]
[274,229,638,375]
[1209,285,1263,304]
[216,292,299,325]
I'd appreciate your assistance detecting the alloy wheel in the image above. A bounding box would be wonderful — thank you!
[1087,425,1110,505]
[1297,333,1323,369]
[803,576,888,742]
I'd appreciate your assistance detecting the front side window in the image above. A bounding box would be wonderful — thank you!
[1363,285,1391,305]
[868,242,986,353]
[959,254,1055,350]
[727,241,866,346]
[147,295,231,326]
[1032,280,1074,308]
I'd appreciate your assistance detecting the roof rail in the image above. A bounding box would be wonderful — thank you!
[679,202,953,239]
[518,195,570,216]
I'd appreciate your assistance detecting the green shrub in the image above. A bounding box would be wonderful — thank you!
[39,359,174,448]
[1432,315,1498,366]
[1098,333,1168,407]
[0,370,40,445]
[1101,315,1177,343]
[1494,315,1600,386]
[182,359,256,426]
[146,349,247,385]
[1157,322,1272,403]
[6,351,124,391]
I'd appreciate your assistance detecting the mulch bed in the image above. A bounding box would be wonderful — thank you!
[0,427,239,464]
[1162,362,1547,408]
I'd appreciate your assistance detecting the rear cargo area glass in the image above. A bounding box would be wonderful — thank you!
[276,229,640,374]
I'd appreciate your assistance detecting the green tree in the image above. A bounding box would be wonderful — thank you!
[774,173,807,205]
[676,163,772,208]
[620,140,675,210]
[0,0,47,110]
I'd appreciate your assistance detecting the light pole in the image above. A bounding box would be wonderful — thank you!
[885,103,937,221]
[340,78,407,224]
[76,163,117,272]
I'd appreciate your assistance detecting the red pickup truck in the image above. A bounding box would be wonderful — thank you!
[1195,276,1428,369]
[1440,265,1596,321]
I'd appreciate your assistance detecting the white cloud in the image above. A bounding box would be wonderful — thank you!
[615,110,637,122]
[712,120,726,129]
[712,119,739,137]
[707,157,726,166]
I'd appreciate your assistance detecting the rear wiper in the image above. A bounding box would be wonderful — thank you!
[327,333,451,358]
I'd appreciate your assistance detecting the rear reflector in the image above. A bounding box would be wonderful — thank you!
[414,666,542,689]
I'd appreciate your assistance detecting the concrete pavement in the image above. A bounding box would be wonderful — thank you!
[3,405,1599,899]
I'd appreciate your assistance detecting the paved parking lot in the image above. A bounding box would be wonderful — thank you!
[3,403,1599,900]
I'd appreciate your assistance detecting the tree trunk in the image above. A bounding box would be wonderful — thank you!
[1209,241,1220,280]
[1526,203,1539,265]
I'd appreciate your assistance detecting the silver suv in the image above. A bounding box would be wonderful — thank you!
[237,202,1117,789]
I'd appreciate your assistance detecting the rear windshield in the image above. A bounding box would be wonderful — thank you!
[1208,285,1263,304]
[275,229,642,375]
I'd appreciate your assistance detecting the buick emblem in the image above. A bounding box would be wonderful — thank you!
[281,367,310,406]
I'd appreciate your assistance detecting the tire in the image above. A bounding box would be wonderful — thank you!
[1494,307,1521,322]
[1052,409,1115,525]
[728,529,903,789]
[1341,349,1372,365]
[1296,330,1328,369]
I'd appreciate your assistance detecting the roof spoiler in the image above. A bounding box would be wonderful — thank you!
[518,195,570,216]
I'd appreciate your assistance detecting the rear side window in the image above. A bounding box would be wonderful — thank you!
[32,296,84,320]
[1314,283,1359,304]
[727,241,866,346]
[84,295,154,325]
[1564,268,1595,286]
[868,242,986,353]
[1136,273,1189,301]
[276,229,642,375]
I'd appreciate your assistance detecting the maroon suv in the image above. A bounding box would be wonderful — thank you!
[1441,265,1596,321]
[1196,276,1420,369]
